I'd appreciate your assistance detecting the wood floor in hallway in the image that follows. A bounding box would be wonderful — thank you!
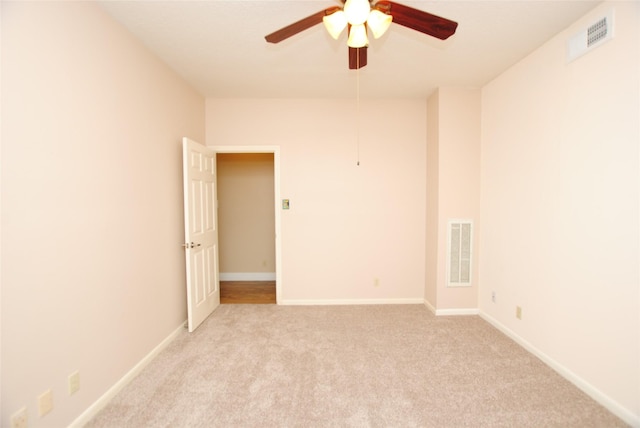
[220,281,276,304]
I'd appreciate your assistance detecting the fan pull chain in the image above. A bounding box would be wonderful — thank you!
[356,48,361,166]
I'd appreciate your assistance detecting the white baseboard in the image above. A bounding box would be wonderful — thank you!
[480,312,639,427]
[423,301,479,316]
[435,308,480,316]
[424,300,437,314]
[220,272,276,281]
[68,321,186,428]
[281,298,424,306]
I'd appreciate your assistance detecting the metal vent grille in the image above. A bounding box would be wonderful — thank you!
[566,10,614,63]
[587,17,608,47]
[448,220,472,287]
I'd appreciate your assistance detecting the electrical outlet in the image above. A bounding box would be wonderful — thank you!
[491,291,496,303]
[516,306,522,320]
[69,371,80,395]
[11,407,28,428]
[373,278,380,287]
[38,389,53,416]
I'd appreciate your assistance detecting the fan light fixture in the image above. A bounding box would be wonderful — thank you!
[347,24,369,48]
[344,0,370,24]
[367,9,393,38]
[322,0,392,48]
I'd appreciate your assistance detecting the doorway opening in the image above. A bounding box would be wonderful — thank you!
[213,146,281,304]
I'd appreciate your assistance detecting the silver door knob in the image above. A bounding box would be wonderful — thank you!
[182,242,202,249]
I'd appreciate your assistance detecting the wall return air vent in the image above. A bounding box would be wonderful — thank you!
[567,10,614,63]
[447,220,473,287]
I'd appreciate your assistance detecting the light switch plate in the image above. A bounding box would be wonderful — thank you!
[69,371,80,395]
[38,389,53,416]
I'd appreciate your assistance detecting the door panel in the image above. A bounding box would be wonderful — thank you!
[183,137,220,332]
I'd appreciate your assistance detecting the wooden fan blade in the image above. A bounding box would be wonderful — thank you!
[265,7,341,43]
[349,47,368,69]
[375,1,458,40]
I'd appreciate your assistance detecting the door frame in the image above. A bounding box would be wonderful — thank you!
[211,145,282,304]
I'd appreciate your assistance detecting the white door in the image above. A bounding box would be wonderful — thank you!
[183,137,220,332]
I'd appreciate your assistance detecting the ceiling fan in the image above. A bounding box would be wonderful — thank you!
[265,0,458,70]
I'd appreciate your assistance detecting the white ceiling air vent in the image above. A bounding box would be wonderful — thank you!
[447,220,472,287]
[567,10,614,63]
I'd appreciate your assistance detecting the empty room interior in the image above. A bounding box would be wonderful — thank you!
[1,1,639,427]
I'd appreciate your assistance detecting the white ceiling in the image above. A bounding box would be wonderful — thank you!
[98,0,601,99]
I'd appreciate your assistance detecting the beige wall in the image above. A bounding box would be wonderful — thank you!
[217,153,275,275]
[425,93,440,307]
[206,99,427,303]
[426,88,481,312]
[479,1,639,422]
[1,2,205,426]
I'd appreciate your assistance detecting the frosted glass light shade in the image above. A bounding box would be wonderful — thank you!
[323,11,348,39]
[344,0,370,25]
[347,24,369,48]
[368,9,392,38]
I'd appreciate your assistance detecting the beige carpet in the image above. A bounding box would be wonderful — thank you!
[85,305,626,427]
